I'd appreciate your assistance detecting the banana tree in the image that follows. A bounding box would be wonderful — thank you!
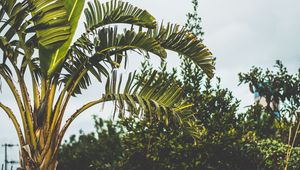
[0,0,214,169]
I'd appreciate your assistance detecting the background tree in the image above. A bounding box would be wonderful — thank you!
[239,61,300,169]
[58,116,124,170]
[0,0,214,169]
[239,60,300,142]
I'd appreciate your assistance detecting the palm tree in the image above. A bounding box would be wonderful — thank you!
[0,0,214,169]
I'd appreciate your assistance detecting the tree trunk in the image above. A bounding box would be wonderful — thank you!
[19,154,58,170]
[18,131,60,170]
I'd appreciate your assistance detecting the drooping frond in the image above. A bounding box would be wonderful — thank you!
[62,0,160,84]
[70,23,214,86]
[64,21,215,94]
[65,1,213,92]
[103,70,184,118]
[149,23,215,78]
[93,27,167,59]
[72,26,167,61]
[102,70,204,139]
[84,0,156,33]
[61,27,167,95]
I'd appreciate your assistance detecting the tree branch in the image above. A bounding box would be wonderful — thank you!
[0,71,30,143]
[0,102,25,146]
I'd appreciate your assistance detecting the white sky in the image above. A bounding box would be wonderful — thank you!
[1,0,300,166]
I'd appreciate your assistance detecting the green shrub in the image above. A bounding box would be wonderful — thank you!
[242,139,300,170]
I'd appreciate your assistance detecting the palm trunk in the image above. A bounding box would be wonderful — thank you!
[19,148,59,170]
[18,129,60,170]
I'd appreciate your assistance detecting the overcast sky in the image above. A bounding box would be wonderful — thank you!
[1,0,300,165]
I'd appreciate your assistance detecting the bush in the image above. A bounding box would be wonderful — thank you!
[242,139,300,170]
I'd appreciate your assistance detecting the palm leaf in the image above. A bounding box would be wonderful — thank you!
[27,0,85,77]
[84,0,156,33]
[102,70,204,139]
[27,0,71,49]
[64,22,215,95]
[103,70,182,118]
[93,27,167,59]
[149,23,215,78]
[73,23,215,78]
[59,49,97,96]
[61,27,167,95]
[57,69,204,154]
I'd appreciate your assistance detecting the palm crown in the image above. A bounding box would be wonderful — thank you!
[0,0,214,169]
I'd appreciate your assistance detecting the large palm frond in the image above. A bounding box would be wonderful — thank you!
[103,70,183,118]
[149,23,215,78]
[103,70,204,139]
[61,26,167,95]
[27,0,85,77]
[26,0,71,49]
[55,69,204,159]
[84,0,156,33]
[58,70,204,145]
[80,1,214,77]
[59,0,161,94]
[64,23,214,95]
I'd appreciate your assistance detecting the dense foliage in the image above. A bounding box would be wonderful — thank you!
[59,115,300,170]
[239,61,300,142]
[242,139,300,170]
[58,117,124,170]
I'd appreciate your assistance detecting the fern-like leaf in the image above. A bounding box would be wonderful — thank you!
[85,0,156,33]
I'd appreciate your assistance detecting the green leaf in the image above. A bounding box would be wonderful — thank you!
[100,70,203,139]
[150,23,215,78]
[84,0,156,33]
[60,27,167,96]
[37,0,85,77]
[29,0,70,48]
[95,27,167,60]
[103,70,186,119]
